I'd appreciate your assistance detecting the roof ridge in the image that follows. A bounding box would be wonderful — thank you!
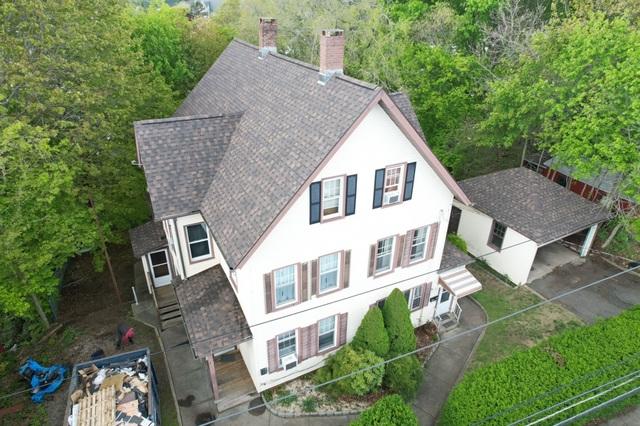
[230,38,378,91]
[134,111,244,127]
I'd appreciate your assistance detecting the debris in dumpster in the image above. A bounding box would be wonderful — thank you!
[67,355,154,426]
[18,358,66,403]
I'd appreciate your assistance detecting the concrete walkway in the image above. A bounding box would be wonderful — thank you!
[412,297,487,425]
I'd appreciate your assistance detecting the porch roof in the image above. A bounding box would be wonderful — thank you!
[129,221,167,258]
[439,268,482,298]
[440,241,474,272]
[174,266,251,358]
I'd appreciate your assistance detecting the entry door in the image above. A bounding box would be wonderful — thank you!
[148,249,172,287]
[435,289,452,316]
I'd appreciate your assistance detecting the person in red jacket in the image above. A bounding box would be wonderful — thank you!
[116,323,135,349]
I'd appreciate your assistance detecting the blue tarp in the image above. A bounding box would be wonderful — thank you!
[18,358,66,403]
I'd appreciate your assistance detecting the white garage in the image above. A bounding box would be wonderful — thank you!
[449,168,612,285]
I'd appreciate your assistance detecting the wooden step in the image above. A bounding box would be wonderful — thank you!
[158,304,180,314]
[160,312,182,323]
[215,391,259,413]
[161,316,184,330]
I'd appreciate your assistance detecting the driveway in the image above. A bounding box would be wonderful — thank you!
[528,257,640,324]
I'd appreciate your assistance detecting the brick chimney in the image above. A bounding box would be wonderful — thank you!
[259,18,277,57]
[319,29,344,83]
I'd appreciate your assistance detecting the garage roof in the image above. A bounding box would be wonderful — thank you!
[459,168,612,245]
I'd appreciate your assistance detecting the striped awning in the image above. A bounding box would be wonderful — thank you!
[439,268,482,298]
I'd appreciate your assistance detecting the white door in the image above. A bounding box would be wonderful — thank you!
[435,289,452,317]
[148,249,172,287]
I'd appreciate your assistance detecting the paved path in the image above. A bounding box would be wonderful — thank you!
[606,406,640,425]
[528,257,640,324]
[412,297,487,425]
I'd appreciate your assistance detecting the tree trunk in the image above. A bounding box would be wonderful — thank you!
[602,222,623,249]
[89,197,122,303]
[535,149,545,173]
[520,139,528,167]
[31,294,50,329]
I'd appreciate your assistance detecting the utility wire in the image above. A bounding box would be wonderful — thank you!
[199,263,640,425]
[473,351,640,425]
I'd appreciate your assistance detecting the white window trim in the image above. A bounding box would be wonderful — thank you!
[318,315,337,352]
[318,252,341,294]
[277,329,297,365]
[273,264,298,308]
[185,222,212,262]
[321,176,345,219]
[408,226,429,264]
[407,286,422,311]
[375,236,395,275]
[382,164,404,206]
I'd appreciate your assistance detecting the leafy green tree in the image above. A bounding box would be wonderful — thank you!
[352,307,390,358]
[130,0,194,95]
[480,12,640,203]
[384,355,423,401]
[0,121,95,322]
[351,394,419,426]
[382,289,417,356]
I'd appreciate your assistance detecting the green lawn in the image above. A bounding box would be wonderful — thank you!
[468,264,583,369]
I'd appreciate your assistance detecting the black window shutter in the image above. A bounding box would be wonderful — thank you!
[372,169,385,209]
[403,162,416,201]
[309,182,322,224]
[345,174,357,216]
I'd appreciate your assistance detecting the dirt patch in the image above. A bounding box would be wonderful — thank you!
[0,242,178,426]
[415,322,438,363]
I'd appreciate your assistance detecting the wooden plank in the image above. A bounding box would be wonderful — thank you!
[77,386,115,426]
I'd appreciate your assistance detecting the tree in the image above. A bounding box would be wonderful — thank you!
[382,289,417,356]
[351,394,418,426]
[0,121,95,322]
[480,12,640,223]
[352,306,390,358]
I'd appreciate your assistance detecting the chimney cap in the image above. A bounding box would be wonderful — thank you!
[321,29,344,37]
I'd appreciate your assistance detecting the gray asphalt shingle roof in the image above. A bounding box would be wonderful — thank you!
[135,39,429,268]
[129,221,167,258]
[459,167,612,245]
[174,266,251,358]
[440,241,473,271]
[389,92,425,141]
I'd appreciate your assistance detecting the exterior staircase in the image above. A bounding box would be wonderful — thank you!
[155,285,183,330]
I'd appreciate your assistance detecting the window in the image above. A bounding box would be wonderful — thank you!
[318,316,336,351]
[489,221,507,250]
[277,330,296,364]
[319,253,340,293]
[440,290,450,303]
[322,177,343,218]
[404,286,423,311]
[409,227,428,263]
[149,250,170,278]
[186,223,211,260]
[375,237,394,274]
[383,165,403,205]
[274,265,296,306]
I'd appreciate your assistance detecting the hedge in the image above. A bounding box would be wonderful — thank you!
[441,306,640,425]
[384,355,423,401]
[350,394,418,426]
[352,306,390,358]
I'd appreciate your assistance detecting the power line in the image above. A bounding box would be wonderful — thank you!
[200,263,640,425]
[554,383,640,426]
[473,351,640,425]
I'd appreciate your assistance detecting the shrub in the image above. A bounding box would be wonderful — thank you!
[382,289,416,356]
[314,345,384,397]
[352,306,390,358]
[351,394,418,426]
[302,396,318,413]
[384,355,423,401]
[441,307,640,425]
[447,233,468,252]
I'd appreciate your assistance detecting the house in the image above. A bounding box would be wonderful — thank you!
[450,167,612,285]
[523,153,636,212]
[129,19,482,407]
